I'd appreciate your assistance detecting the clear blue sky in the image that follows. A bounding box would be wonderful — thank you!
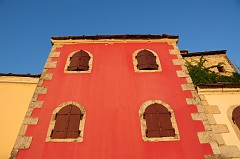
[1,0,240,74]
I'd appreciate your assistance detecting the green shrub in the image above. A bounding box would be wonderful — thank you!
[185,56,240,85]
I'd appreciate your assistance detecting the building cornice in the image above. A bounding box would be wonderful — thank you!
[51,34,179,45]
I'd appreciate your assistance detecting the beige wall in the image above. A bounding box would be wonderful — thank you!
[0,76,38,159]
[198,88,240,158]
[183,54,237,76]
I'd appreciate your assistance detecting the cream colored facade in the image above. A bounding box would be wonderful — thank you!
[197,86,240,158]
[0,75,38,159]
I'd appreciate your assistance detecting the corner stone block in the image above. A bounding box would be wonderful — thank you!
[35,87,47,94]
[181,84,195,91]
[186,98,196,105]
[219,145,240,158]
[23,117,38,125]
[25,108,33,117]
[176,70,189,77]
[169,50,180,55]
[41,73,53,80]
[202,120,213,131]
[173,59,185,66]
[206,105,221,114]
[14,136,32,149]
[49,51,60,58]
[18,125,28,136]
[196,104,206,113]
[199,95,207,101]
[44,61,57,69]
[191,113,207,121]
[210,141,221,155]
[41,68,48,74]
[201,100,209,106]
[211,124,229,134]
[204,154,227,159]
[206,114,217,125]
[186,77,193,83]
[29,101,44,108]
[10,148,18,159]
[197,131,214,143]
[31,93,39,102]
[214,134,225,145]
[37,79,44,87]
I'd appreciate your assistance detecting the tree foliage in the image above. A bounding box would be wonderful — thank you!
[185,56,240,85]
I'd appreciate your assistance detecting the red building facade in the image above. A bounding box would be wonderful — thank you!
[12,35,214,159]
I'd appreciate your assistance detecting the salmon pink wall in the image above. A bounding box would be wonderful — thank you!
[17,42,212,159]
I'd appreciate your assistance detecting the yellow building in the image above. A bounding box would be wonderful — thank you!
[181,50,240,158]
[197,83,240,158]
[0,74,39,159]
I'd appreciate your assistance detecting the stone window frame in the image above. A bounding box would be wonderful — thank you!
[64,50,93,74]
[139,100,180,142]
[46,101,86,142]
[227,105,240,141]
[132,49,162,73]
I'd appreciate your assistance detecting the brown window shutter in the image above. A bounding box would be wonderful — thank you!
[70,105,81,115]
[144,104,175,138]
[67,114,81,138]
[68,52,81,71]
[51,105,82,139]
[52,114,69,139]
[145,104,160,138]
[136,50,149,70]
[155,104,169,113]
[79,51,90,71]
[58,105,72,114]
[159,129,175,137]
[147,54,158,70]
[68,50,91,71]
[136,50,158,70]
[232,106,240,129]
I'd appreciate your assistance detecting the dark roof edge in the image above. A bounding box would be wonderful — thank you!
[0,73,41,78]
[181,50,227,57]
[197,82,240,88]
[51,34,179,41]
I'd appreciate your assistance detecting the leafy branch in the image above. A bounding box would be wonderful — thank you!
[185,56,240,85]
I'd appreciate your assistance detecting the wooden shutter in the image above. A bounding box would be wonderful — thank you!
[51,105,81,139]
[67,105,81,138]
[136,50,158,70]
[233,106,240,129]
[68,52,81,71]
[68,50,90,71]
[79,51,90,71]
[144,104,175,138]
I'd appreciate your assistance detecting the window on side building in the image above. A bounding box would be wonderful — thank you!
[217,66,225,72]
[232,106,240,129]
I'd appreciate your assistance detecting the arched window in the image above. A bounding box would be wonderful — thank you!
[136,50,158,70]
[68,50,91,71]
[144,103,175,138]
[139,100,179,142]
[232,106,240,129]
[51,105,82,139]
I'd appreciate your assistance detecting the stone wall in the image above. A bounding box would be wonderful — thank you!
[183,54,237,76]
